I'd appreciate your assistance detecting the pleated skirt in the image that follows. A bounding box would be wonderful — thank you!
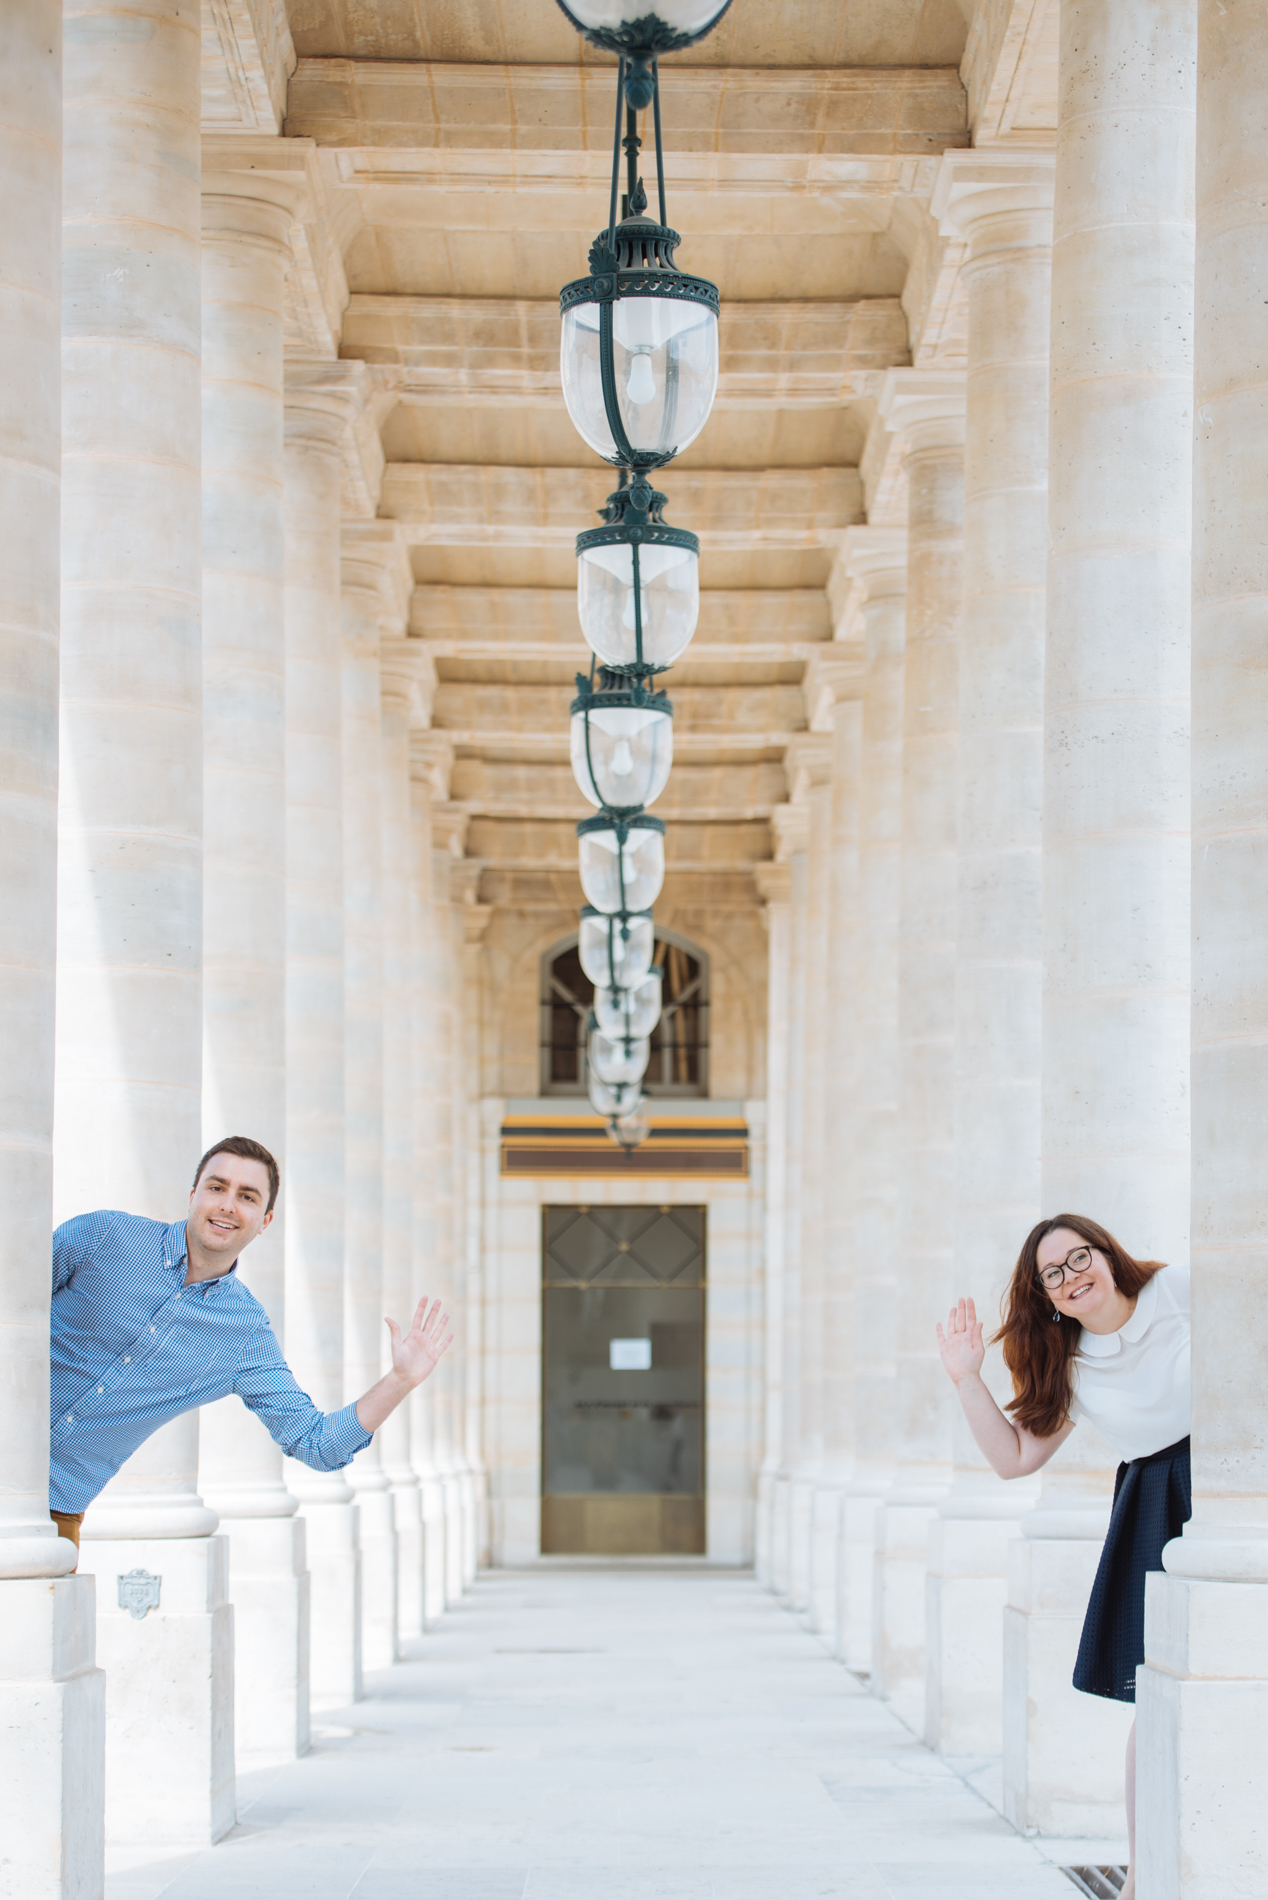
[1073,1435,1191,1703]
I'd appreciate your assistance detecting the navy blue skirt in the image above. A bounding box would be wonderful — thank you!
[1072,1435,1191,1703]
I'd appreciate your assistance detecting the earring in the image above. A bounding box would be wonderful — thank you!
[1052,1308,1061,1322]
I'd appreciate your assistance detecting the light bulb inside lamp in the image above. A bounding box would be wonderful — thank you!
[626,348,656,405]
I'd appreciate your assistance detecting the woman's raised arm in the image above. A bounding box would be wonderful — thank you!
[936,1297,1074,1479]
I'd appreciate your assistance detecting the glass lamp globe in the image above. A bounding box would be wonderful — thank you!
[577,478,698,672]
[577,814,665,914]
[556,1,731,35]
[570,674,673,812]
[578,906,655,990]
[589,1073,643,1119]
[560,192,719,471]
[589,1026,651,1088]
[594,968,663,1042]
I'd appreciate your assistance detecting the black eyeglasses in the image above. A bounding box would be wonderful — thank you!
[1037,1246,1093,1291]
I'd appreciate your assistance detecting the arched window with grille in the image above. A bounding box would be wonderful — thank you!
[540,929,709,1097]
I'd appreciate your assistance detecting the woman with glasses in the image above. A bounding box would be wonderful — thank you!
[936,1215,1190,1900]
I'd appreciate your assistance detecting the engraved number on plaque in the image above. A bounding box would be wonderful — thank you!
[117,1568,161,1620]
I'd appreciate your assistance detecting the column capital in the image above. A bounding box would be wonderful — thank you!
[931,148,1055,247]
[772,802,810,861]
[784,733,834,799]
[432,803,470,859]
[828,525,908,639]
[754,862,792,906]
[342,521,414,641]
[801,650,863,732]
[379,636,437,725]
[412,730,455,800]
[285,360,382,516]
[878,367,967,456]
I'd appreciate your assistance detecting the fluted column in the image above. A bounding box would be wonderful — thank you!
[379,648,425,1642]
[196,179,308,1761]
[0,6,105,1888]
[754,863,792,1589]
[341,525,412,1668]
[1140,8,1265,1894]
[872,371,965,1710]
[830,529,907,1678]
[457,888,492,1581]
[769,807,809,1604]
[58,0,231,1844]
[409,773,449,1622]
[428,817,467,1601]
[282,367,363,1707]
[819,689,864,1665]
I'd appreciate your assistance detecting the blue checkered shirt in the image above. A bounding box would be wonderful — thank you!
[50,1211,370,1514]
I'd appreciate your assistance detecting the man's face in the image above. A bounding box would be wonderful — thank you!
[188,1154,273,1263]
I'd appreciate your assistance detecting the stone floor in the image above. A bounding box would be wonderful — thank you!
[107,1565,1113,1900]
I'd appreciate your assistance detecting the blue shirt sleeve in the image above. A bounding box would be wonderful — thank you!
[232,1323,372,1470]
[52,1210,123,1295]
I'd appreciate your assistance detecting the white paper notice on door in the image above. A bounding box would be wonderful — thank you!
[609,1337,653,1371]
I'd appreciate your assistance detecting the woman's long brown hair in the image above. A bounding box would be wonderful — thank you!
[993,1215,1166,1438]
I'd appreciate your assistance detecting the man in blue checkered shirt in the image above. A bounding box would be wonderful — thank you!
[49,1134,452,1551]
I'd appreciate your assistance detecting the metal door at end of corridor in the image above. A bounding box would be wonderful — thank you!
[541,1204,705,1555]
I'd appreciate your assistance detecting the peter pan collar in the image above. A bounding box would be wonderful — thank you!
[1077,1270,1159,1358]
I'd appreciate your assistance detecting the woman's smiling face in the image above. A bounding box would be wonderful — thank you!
[1035,1227,1124,1328]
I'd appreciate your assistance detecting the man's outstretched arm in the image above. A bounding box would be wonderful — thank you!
[354,1297,453,1433]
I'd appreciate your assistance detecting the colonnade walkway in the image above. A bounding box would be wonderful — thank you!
[106,1567,1103,1900]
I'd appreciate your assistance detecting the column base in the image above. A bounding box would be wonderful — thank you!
[770,1474,791,1597]
[442,1475,465,1605]
[352,1483,398,1672]
[295,1497,361,1708]
[754,1467,776,1588]
[835,1486,883,1672]
[787,1476,815,1614]
[925,1512,1015,1754]
[1002,1532,1133,1836]
[418,1475,447,1625]
[1137,1571,1268,1898]
[216,1514,309,1760]
[808,1482,842,1639]
[76,1535,234,1845]
[871,1498,938,1703]
[388,1473,424,1643]
[0,1574,105,1899]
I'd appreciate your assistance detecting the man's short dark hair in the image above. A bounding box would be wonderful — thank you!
[193,1137,280,1214]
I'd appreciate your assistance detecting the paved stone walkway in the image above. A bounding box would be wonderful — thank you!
[109,1566,1094,1900]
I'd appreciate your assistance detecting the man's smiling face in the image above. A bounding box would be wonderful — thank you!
[187,1153,273,1268]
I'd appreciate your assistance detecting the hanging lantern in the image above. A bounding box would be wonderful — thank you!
[578,906,655,990]
[577,477,698,673]
[561,189,719,471]
[589,1072,644,1119]
[606,1102,651,1150]
[594,968,663,1041]
[577,813,665,915]
[588,1024,650,1088]
[571,670,673,813]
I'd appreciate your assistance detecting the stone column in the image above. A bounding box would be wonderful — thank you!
[753,864,792,1589]
[797,763,837,1636]
[457,889,492,1581]
[59,0,232,1844]
[830,530,907,1679]
[1140,7,1267,1893]
[1042,1,1196,1847]
[341,526,412,1668]
[871,372,965,1712]
[195,177,309,1763]
[770,808,809,1605]
[282,368,363,1707]
[820,689,864,1664]
[0,7,106,1891]
[409,770,449,1623]
[922,156,1055,1770]
[378,647,425,1643]
[428,817,466,1601]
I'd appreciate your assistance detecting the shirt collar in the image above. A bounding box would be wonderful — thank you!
[162,1220,238,1282]
[1077,1270,1159,1358]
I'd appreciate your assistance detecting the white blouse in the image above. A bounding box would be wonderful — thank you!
[1069,1264,1191,1462]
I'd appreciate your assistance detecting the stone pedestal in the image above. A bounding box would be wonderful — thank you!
[835,1486,883,1672]
[77,1536,234,1845]
[871,1494,939,1704]
[292,1482,361,1708]
[214,1508,309,1760]
[925,1490,1030,1754]
[808,1482,842,1640]
[0,1576,105,1900]
[1001,1498,1132,1838]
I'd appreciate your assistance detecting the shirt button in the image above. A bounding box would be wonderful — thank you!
[150,1327,156,1333]
[97,1386,103,1394]
[66,1414,73,1423]
[124,1357,130,1363]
